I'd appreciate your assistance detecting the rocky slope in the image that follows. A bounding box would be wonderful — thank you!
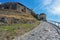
[0,9,40,40]
[0,9,37,25]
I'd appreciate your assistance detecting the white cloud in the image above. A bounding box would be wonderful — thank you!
[43,0,60,15]
[50,6,60,15]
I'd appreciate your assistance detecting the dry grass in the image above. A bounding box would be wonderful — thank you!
[0,9,40,40]
[0,21,40,40]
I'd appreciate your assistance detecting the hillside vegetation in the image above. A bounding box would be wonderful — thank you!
[0,9,40,40]
[0,9,37,24]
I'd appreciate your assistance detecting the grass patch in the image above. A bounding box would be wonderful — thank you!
[0,24,35,34]
[0,23,40,40]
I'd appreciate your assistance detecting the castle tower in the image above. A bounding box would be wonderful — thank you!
[39,13,46,21]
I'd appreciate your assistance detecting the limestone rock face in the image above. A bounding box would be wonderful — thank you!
[14,21,60,40]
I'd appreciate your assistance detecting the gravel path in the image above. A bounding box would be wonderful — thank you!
[13,21,60,40]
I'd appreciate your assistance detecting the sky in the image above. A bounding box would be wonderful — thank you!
[0,0,60,22]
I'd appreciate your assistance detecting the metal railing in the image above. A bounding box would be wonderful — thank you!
[47,20,60,34]
[47,20,60,27]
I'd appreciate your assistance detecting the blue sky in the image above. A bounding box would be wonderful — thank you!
[0,0,60,22]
